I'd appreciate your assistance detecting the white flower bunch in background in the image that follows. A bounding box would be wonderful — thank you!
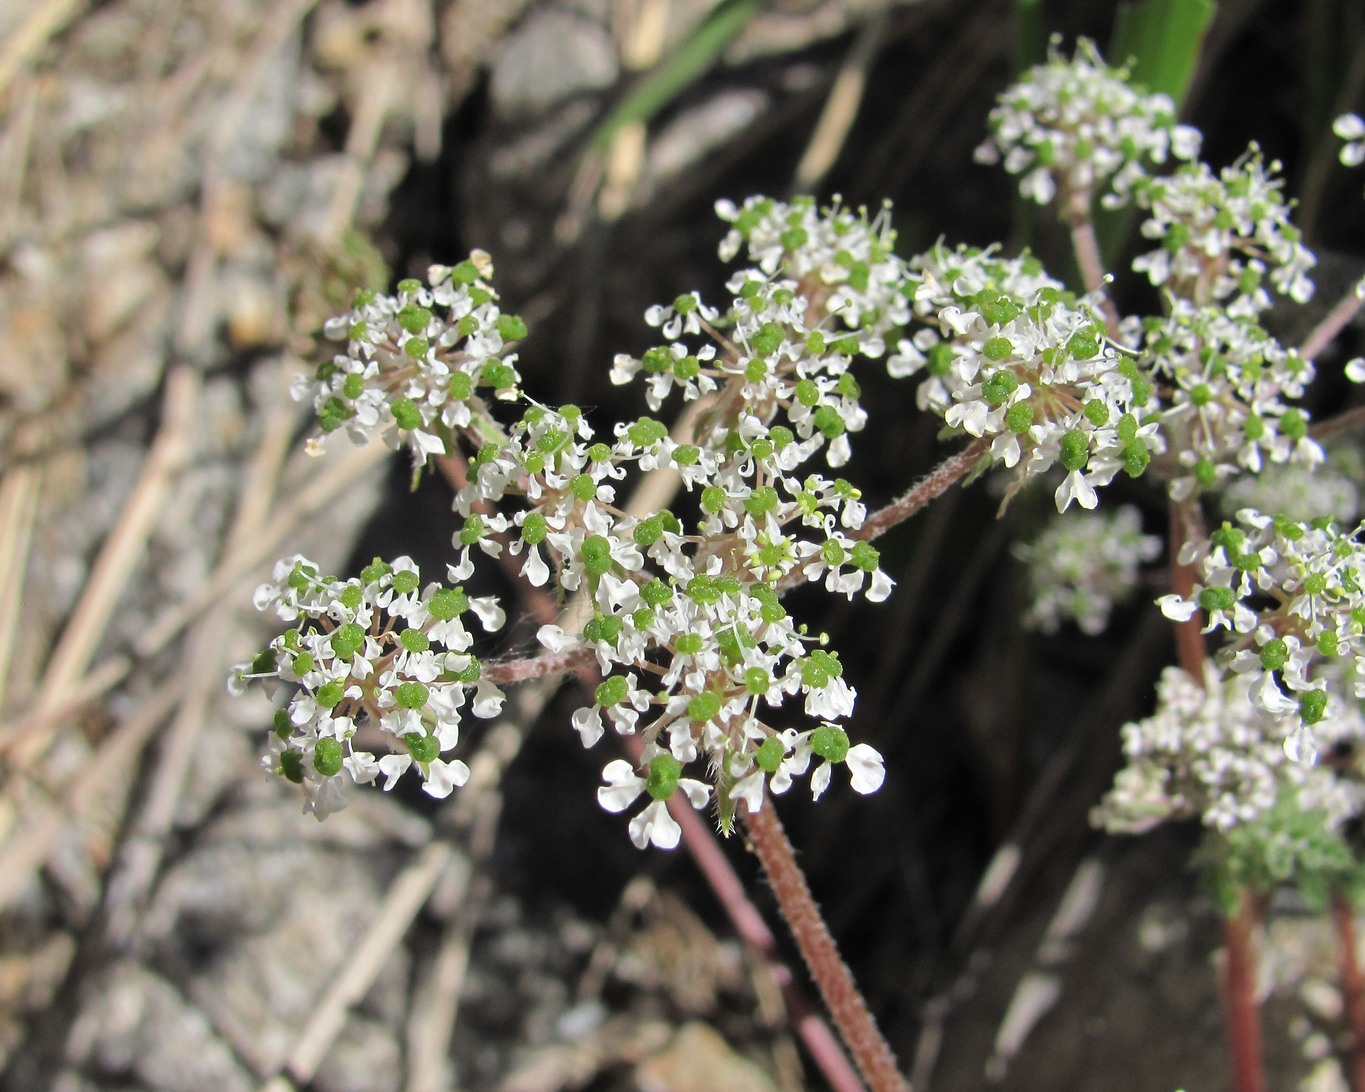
[304,253,526,465]
[1335,113,1365,169]
[1142,300,1321,499]
[976,37,1201,207]
[889,246,1156,512]
[1094,662,1365,835]
[1015,505,1161,635]
[1128,149,1316,309]
[1220,448,1361,525]
[1157,512,1365,738]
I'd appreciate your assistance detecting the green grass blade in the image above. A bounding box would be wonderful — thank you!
[591,0,764,152]
[1110,0,1216,104]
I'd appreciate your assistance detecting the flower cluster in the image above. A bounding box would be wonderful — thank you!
[713,194,911,344]
[1140,301,1322,499]
[1220,446,1361,524]
[1094,662,1364,835]
[1157,511,1365,742]
[236,200,914,843]
[234,46,1365,871]
[299,251,525,466]
[1015,505,1161,635]
[975,37,1200,208]
[889,244,1156,511]
[229,555,506,818]
[1128,149,1316,310]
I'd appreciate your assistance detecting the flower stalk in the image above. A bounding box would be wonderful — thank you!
[1221,888,1265,1092]
[1334,889,1365,1092]
[745,797,910,1092]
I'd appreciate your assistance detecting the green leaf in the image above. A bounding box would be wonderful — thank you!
[1110,0,1215,103]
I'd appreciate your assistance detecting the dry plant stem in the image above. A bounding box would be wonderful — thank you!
[0,0,87,98]
[1222,888,1265,1092]
[0,419,45,714]
[745,798,910,1092]
[1333,888,1365,1092]
[1299,283,1364,364]
[1065,188,1121,339]
[792,11,885,192]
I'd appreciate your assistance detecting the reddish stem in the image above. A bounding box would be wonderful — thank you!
[852,437,988,544]
[1167,497,1208,681]
[1166,497,1267,1092]
[745,798,910,1092]
[1333,889,1365,1092]
[1222,888,1265,1092]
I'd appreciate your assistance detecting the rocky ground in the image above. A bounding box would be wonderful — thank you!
[2,1,1365,1090]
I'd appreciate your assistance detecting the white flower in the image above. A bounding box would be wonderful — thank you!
[596,754,711,850]
[1335,113,1365,167]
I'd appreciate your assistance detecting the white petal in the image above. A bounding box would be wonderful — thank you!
[597,760,643,812]
[678,778,711,809]
[1283,725,1319,766]
[572,706,605,748]
[537,624,577,652]
[1156,595,1198,622]
[1255,672,1299,716]
[472,681,505,718]
[422,757,471,798]
[629,800,681,849]
[847,744,886,794]
[378,753,412,790]
[344,750,380,784]
[524,546,550,586]
[468,596,506,632]
[447,549,475,582]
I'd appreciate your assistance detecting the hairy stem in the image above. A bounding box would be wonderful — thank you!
[1311,404,1365,441]
[1065,187,1121,339]
[1167,496,1208,680]
[1222,888,1265,1092]
[1334,888,1365,1092]
[438,449,865,1090]
[1169,492,1266,1092]
[853,437,989,544]
[745,798,910,1092]
[481,647,594,686]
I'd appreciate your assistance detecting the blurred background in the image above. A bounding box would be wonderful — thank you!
[1,0,1364,1089]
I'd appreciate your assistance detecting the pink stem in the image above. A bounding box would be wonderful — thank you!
[1064,186,1121,339]
[1299,285,1364,363]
